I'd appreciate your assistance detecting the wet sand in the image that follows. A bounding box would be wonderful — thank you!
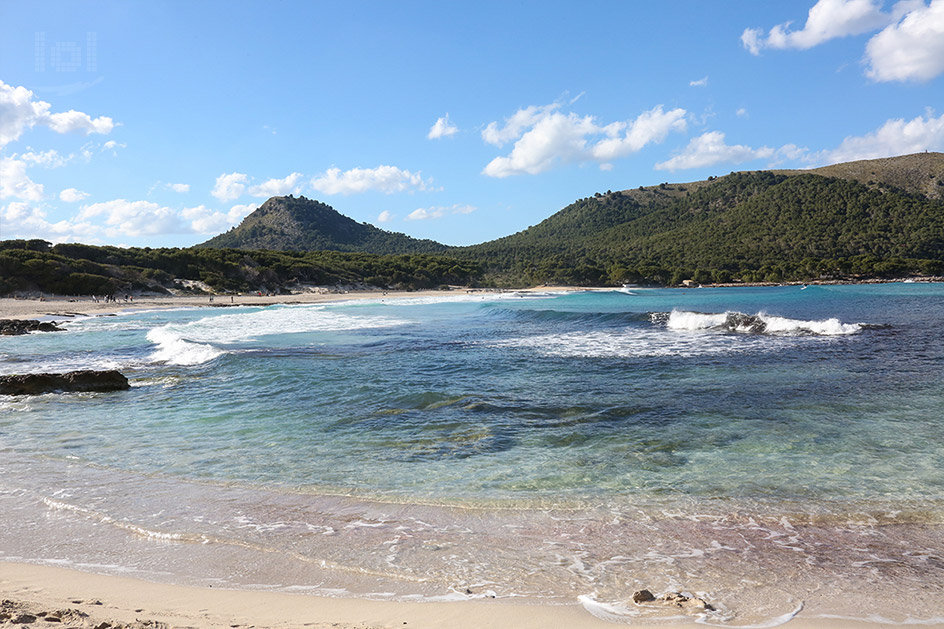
[1,561,915,629]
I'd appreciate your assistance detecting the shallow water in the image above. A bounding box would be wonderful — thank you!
[2,285,944,624]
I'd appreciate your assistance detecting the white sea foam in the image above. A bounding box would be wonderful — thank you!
[489,329,759,358]
[146,327,225,366]
[145,305,409,365]
[666,311,729,331]
[665,310,861,336]
[761,314,860,335]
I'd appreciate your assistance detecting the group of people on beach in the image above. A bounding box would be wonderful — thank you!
[91,294,133,303]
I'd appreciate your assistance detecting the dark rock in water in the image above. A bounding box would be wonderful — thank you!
[632,589,656,603]
[0,370,130,395]
[725,312,767,333]
[0,319,66,335]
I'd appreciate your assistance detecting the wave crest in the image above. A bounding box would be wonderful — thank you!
[659,310,862,336]
[146,327,225,366]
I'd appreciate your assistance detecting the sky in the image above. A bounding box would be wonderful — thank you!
[1,0,943,248]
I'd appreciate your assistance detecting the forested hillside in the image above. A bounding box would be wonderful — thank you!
[459,168,944,285]
[0,240,481,295]
[199,195,447,254]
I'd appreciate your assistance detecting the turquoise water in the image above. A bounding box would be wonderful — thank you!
[2,284,944,624]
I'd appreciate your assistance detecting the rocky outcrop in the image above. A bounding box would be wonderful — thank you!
[0,370,130,395]
[632,589,715,612]
[0,319,65,335]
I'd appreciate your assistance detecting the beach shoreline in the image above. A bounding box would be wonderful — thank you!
[3,278,942,322]
[0,561,926,628]
[0,286,594,321]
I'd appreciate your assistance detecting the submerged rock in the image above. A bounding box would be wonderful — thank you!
[0,370,130,395]
[0,319,65,335]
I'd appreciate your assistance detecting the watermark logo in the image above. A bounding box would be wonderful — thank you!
[35,32,97,72]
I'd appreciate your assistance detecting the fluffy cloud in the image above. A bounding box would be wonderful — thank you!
[865,0,944,82]
[690,76,709,87]
[0,157,44,201]
[60,188,90,202]
[377,210,395,223]
[406,207,444,221]
[823,111,944,162]
[405,204,476,221]
[482,103,687,177]
[211,172,249,201]
[0,201,94,241]
[248,172,303,197]
[428,113,458,139]
[0,80,115,149]
[167,183,190,193]
[182,202,258,234]
[655,131,776,171]
[310,166,431,195]
[77,199,192,237]
[741,0,890,54]
[16,149,67,168]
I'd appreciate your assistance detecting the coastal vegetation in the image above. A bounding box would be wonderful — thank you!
[2,153,942,295]
[0,240,482,295]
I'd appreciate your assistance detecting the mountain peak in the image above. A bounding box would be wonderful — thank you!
[198,196,447,254]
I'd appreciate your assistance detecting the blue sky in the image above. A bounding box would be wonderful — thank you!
[1,0,943,247]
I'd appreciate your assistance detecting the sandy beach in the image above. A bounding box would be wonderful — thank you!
[1,561,915,629]
[0,287,594,321]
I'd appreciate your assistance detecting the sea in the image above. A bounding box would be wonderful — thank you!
[2,284,943,626]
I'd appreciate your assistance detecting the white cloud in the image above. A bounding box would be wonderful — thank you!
[865,0,944,82]
[405,204,476,221]
[77,199,192,237]
[690,76,709,87]
[377,210,395,223]
[741,0,890,54]
[655,131,776,171]
[60,188,90,202]
[0,200,100,243]
[181,202,258,234]
[822,111,944,163]
[482,103,687,178]
[167,183,190,193]
[15,148,67,168]
[0,80,115,149]
[406,207,444,221]
[101,140,126,154]
[212,172,249,201]
[0,157,44,201]
[482,103,559,147]
[736,107,749,118]
[248,172,303,197]
[428,113,458,139]
[310,165,431,195]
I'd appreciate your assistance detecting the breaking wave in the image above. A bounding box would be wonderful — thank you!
[145,305,409,365]
[657,310,863,336]
[146,327,225,366]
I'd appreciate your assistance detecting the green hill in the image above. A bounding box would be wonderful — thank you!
[458,153,944,285]
[198,195,447,254]
[3,153,943,295]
